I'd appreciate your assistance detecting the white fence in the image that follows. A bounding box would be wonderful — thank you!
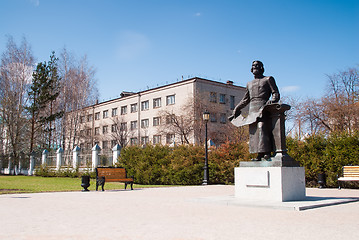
[0,144,122,175]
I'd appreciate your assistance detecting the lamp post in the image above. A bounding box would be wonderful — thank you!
[202,110,210,185]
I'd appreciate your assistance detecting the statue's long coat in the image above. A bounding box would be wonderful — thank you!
[231,76,280,154]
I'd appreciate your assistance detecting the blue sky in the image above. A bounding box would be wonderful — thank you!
[0,0,358,102]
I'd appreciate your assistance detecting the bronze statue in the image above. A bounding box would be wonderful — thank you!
[229,61,280,161]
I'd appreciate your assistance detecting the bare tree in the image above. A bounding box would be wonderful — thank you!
[0,36,34,160]
[110,115,130,147]
[58,48,99,153]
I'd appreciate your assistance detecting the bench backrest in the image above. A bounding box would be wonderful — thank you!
[343,166,359,178]
[96,167,128,180]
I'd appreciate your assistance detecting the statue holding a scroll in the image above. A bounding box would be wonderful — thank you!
[229,60,281,161]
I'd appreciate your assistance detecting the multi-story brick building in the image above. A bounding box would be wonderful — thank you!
[64,77,246,151]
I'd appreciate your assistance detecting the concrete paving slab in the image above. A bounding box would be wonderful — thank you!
[0,185,358,240]
[191,195,359,211]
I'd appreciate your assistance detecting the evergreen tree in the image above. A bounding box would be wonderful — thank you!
[27,51,63,152]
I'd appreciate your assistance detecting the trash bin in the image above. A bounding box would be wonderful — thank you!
[81,175,90,191]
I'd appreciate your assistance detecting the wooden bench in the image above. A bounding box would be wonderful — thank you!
[338,166,359,189]
[96,167,134,191]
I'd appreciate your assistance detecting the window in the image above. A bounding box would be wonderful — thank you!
[141,100,149,111]
[102,141,108,150]
[103,125,108,134]
[80,130,84,136]
[153,117,161,126]
[87,114,93,122]
[86,128,92,136]
[80,116,85,123]
[111,140,117,148]
[166,114,175,124]
[219,94,226,104]
[153,135,161,144]
[210,113,217,122]
[103,110,108,118]
[141,119,149,128]
[166,95,175,105]
[230,95,235,110]
[111,124,117,133]
[112,108,118,117]
[130,121,137,130]
[166,134,175,144]
[130,103,137,113]
[121,106,127,115]
[210,92,217,103]
[153,98,161,108]
[130,137,138,146]
[94,127,100,135]
[220,113,227,123]
[141,136,149,145]
[95,112,100,120]
[120,122,127,131]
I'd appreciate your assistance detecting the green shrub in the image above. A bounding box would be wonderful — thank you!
[287,131,359,188]
[117,142,249,185]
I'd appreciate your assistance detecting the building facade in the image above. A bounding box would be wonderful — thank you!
[64,77,246,151]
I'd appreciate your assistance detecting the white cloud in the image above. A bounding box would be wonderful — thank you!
[116,31,151,61]
[281,85,300,93]
[29,0,40,7]
[194,12,201,17]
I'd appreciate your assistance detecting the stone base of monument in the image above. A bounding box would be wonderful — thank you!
[235,164,306,202]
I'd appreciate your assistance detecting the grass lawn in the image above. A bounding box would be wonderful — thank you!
[0,175,169,194]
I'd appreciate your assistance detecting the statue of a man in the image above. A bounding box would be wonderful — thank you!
[229,60,280,161]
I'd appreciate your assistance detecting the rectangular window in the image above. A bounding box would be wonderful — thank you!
[141,119,149,128]
[130,137,138,146]
[80,130,84,136]
[111,124,117,133]
[103,110,108,118]
[219,94,226,104]
[153,98,161,108]
[87,114,93,122]
[120,122,127,131]
[95,112,100,120]
[230,95,235,110]
[86,128,92,136]
[141,136,149,145]
[166,134,175,144]
[166,114,175,124]
[103,125,108,134]
[112,108,118,117]
[111,140,117,148]
[166,95,175,105]
[220,113,227,123]
[121,106,127,115]
[141,100,149,111]
[210,92,217,103]
[130,103,137,113]
[94,127,100,135]
[153,135,161,144]
[210,113,217,122]
[102,141,108,150]
[80,116,85,123]
[130,121,137,130]
[153,117,161,126]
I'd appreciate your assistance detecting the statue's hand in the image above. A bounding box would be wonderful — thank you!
[228,115,235,121]
[228,110,241,121]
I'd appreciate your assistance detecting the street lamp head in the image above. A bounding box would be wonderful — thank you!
[203,110,210,122]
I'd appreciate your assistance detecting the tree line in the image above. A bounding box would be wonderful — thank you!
[0,36,98,163]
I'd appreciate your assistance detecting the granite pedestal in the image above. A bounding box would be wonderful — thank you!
[235,160,306,202]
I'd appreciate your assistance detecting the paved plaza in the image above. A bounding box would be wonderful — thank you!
[0,185,358,240]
